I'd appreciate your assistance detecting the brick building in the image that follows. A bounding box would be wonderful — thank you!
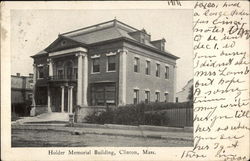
[11,73,33,116]
[31,19,179,115]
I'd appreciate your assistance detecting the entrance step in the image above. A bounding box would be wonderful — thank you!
[13,112,69,124]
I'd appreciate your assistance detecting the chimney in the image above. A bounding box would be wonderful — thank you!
[113,17,117,26]
[16,73,20,77]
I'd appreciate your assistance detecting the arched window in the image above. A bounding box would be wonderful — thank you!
[64,61,74,79]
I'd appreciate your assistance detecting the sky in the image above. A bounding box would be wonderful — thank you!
[11,9,193,92]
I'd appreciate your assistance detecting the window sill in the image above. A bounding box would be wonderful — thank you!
[106,70,116,73]
[91,72,100,74]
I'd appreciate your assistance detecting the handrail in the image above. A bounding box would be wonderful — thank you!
[48,75,77,81]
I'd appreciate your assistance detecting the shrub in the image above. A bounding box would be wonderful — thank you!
[85,102,192,126]
[144,112,168,126]
[84,111,100,123]
[96,110,114,124]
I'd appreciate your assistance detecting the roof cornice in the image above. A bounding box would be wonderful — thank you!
[88,37,179,60]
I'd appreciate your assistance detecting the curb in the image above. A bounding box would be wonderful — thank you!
[12,124,193,142]
[104,124,139,130]
[73,123,193,133]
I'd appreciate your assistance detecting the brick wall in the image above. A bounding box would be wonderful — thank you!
[124,42,176,104]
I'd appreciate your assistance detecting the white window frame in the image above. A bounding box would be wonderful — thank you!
[145,60,151,75]
[37,65,44,79]
[156,63,160,77]
[133,88,140,104]
[92,57,101,74]
[164,92,169,102]
[145,89,150,103]
[134,56,140,73]
[106,54,116,72]
[155,91,160,102]
[165,65,170,80]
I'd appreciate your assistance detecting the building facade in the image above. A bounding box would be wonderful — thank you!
[11,73,33,116]
[31,19,179,115]
[176,79,193,103]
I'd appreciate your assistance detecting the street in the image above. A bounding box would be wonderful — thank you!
[12,129,192,147]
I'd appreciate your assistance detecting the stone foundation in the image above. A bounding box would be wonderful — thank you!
[75,106,106,122]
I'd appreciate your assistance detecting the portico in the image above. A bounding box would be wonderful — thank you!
[44,47,88,114]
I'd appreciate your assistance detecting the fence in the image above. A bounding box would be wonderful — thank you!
[160,106,193,127]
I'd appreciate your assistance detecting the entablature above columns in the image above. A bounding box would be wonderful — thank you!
[117,48,128,54]
[48,47,88,58]
[75,52,87,57]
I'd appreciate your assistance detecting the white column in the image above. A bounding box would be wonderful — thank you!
[82,54,88,106]
[30,64,37,116]
[47,87,52,112]
[67,86,70,113]
[173,65,177,102]
[118,49,127,105]
[61,86,65,112]
[69,86,73,114]
[32,64,37,106]
[76,53,83,106]
[48,58,53,77]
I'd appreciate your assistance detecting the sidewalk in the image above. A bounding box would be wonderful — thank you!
[12,123,193,142]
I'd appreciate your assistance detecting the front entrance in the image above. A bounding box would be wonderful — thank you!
[50,85,76,112]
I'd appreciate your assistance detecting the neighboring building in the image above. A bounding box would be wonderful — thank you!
[31,19,179,115]
[11,73,33,116]
[176,79,193,103]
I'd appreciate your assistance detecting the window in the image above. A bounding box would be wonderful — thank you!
[145,91,150,103]
[134,57,140,72]
[165,66,169,79]
[92,86,105,105]
[161,45,164,51]
[105,85,116,105]
[142,39,145,43]
[141,34,145,44]
[145,60,150,75]
[141,38,145,44]
[107,56,116,71]
[65,61,73,79]
[156,63,160,77]
[57,69,63,79]
[36,87,47,105]
[93,58,100,73]
[133,89,139,104]
[165,93,169,102]
[37,67,44,79]
[74,68,78,79]
[91,83,116,106]
[155,92,160,102]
